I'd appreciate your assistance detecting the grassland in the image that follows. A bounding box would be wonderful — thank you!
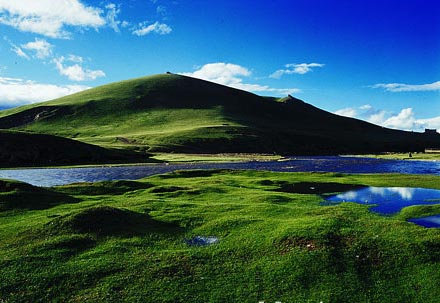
[1,170,440,302]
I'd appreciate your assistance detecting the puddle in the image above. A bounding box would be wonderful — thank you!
[185,236,219,246]
[408,215,440,228]
[323,187,440,215]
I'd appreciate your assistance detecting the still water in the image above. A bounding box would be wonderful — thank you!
[0,156,439,187]
[408,215,440,228]
[324,187,440,215]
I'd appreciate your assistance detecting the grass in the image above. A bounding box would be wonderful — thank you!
[1,73,439,156]
[151,153,282,163]
[1,170,440,302]
[359,153,440,161]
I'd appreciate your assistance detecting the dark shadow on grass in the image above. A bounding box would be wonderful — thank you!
[31,234,97,258]
[0,179,79,211]
[158,169,229,179]
[149,186,190,193]
[49,206,183,237]
[55,180,153,196]
[263,180,366,195]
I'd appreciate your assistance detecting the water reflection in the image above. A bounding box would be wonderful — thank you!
[185,236,219,246]
[408,215,440,228]
[325,187,440,215]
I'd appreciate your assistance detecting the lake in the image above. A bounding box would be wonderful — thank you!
[324,186,440,228]
[0,156,439,187]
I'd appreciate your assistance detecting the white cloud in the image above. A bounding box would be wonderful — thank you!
[132,21,172,36]
[0,76,89,107]
[360,104,372,111]
[0,0,105,38]
[270,63,325,79]
[334,107,357,118]
[11,44,29,60]
[22,38,53,59]
[334,104,440,132]
[183,62,250,83]
[156,5,167,17]
[372,81,440,92]
[54,56,105,81]
[66,54,84,63]
[368,111,387,125]
[105,3,122,33]
[381,108,424,130]
[181,62,300,96]
[418,116,440,130]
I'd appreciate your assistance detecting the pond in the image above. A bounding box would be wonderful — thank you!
[324,187,440,228]
[185,236,219,246]
[408,216,440,228]
[0,156,439,187]
[324,187,440,215]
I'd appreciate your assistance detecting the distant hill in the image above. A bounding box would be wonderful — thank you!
[0,130,153,167]
[0,73,439,156]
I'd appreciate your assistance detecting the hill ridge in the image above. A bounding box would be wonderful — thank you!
[0,73,439,156]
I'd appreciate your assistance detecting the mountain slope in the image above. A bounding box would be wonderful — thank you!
[0,130,153,167]
[0,73,439,154]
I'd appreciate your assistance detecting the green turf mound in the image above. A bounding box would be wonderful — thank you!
[56,180,153,196]
[50,206,181,237]
[0,179,78,211]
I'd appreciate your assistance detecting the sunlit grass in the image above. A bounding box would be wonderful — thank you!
[1,171,440,302]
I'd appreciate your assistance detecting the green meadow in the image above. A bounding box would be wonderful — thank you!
[1,170,440,302]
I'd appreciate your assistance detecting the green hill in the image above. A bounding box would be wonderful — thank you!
[0,130,153,167]
[0,73,439,155]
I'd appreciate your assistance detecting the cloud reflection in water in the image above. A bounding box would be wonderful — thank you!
[326,187,440,215]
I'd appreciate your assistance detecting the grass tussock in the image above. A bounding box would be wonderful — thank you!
[48,206,182,237]
[0,179,78,211]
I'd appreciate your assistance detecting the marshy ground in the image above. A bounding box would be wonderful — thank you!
[1,170,440,302]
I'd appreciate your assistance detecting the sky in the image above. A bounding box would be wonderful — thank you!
[0,0,439,132]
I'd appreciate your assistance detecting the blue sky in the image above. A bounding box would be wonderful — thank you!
[0,0,439,131]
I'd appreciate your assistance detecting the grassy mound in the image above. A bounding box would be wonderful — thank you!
[50,206,181,237]
[0,179,78,211]
[56,180,153,196]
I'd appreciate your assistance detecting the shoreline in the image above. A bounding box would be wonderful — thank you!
[1,152,439,170]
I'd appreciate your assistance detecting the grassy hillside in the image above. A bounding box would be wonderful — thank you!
[1,171,440,302]
[0,130,154,167]
[1,73,439,154]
